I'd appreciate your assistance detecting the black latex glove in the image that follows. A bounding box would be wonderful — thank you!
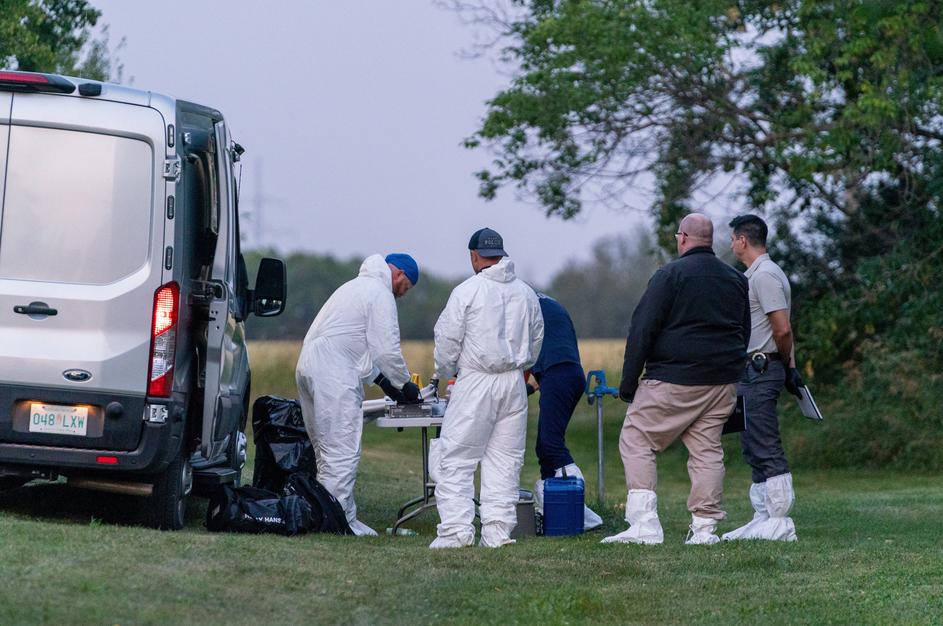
[374,373,405,402]
[401,381,422,404]
[525,383,536,396]
[784,367,804,398]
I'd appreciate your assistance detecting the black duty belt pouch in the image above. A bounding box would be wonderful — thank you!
[750,351,784,374]
[749,352,769,374]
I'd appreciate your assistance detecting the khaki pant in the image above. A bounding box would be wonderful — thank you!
[619,379,736,520]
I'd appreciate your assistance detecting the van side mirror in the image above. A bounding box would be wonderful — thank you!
[252,258,286,317]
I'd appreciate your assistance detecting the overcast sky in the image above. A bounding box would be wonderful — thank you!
[94,0,649,283]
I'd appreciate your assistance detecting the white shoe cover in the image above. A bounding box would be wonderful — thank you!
[558,463,582,479]
[479,522,516,548]
[685,515,720,545]
[429,534,474,549]
[722,482,768,541]
[754,472,798,541]
[600,489,663,545]
[724,474,798,542]
[349,519,378,537]
[583,506,604,531]
[534,478,545,515]
[746,515,797,541]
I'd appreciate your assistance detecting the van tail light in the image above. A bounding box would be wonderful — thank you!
[0,71,76,94]
[147,282,180,397]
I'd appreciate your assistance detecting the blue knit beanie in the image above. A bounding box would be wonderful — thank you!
[385,253,419,286]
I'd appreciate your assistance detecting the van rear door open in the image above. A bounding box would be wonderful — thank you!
[199,119,245,463]
[0,94,166,450]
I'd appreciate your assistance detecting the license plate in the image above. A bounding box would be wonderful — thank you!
[28,403,89,436]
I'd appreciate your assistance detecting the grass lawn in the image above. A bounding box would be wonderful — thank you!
[1,390,942,626]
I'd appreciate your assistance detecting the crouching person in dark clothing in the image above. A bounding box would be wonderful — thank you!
[527,293,603,531]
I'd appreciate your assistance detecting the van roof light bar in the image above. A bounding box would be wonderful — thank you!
[0,71,76,94]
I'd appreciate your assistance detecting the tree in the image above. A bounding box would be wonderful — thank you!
[461,1,943,289]
[456,2,943,470]
[243,250,459,341]
[244,251,362,340]
[0,0,121,81]
[545,227,659,337]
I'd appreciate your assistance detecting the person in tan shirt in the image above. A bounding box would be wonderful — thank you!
[723,214,802,542]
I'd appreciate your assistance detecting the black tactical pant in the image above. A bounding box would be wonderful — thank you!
[738,359,790,483]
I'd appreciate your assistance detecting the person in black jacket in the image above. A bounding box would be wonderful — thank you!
[601,213,750,546]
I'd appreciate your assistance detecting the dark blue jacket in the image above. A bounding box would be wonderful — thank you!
[532,293,581,377]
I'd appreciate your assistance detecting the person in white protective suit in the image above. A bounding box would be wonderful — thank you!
[295,253,422,537]
[429,228,544,549]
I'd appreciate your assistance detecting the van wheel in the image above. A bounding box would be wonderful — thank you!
[143,446,192,530]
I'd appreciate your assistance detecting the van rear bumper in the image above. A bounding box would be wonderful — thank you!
[0,398,186,476]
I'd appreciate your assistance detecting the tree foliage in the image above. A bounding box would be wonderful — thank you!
[785,213,943,469]
[545,228,659,337]
[464,0,943,278]
[0,0,120,81]
[243,251,461,341]
[245,231,660,341]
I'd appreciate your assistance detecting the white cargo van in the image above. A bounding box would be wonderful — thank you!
[0,70,286,529]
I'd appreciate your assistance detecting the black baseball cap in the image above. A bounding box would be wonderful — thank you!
[467,227,508,257]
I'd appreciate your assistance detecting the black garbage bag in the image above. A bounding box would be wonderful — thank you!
[252,395,316,492]
[206,485,313,536]
[284,470,354,536]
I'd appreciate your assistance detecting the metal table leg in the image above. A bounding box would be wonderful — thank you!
[396,494,427,520]
[390,425,480,534]
[392,426,437,533]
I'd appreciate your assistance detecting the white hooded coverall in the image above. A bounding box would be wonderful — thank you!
[430,258,544,548]
[295,254,410,532]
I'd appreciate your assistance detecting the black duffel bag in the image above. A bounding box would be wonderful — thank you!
[206,485,313,536]
[283,470,354,536]
[252,395,316,492]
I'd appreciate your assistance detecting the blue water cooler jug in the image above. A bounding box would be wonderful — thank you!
[543,475,584,536]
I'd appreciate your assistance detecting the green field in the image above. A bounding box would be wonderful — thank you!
[1,342,941,624]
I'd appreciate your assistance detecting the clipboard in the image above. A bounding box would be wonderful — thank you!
[722,395,746,434]
[796,385,823,421]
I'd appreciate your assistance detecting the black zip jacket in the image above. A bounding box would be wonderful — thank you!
[619,247,750,401]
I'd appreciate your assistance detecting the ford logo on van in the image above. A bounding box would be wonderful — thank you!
[63,369,92,383]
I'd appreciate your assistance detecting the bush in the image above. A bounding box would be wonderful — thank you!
[787,216,943,469]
